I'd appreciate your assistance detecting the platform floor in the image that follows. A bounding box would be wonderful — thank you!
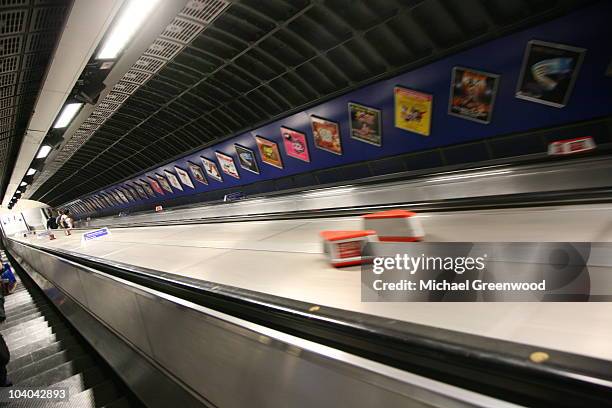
[14,203,612,362]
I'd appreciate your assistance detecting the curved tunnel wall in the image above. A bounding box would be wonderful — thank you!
[68,1,612,215]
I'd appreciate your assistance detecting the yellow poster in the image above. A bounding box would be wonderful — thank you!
[394,87,432,136]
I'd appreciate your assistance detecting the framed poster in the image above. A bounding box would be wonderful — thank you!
[449,67,499,124]
[188,161,208,185]
[348,102,382,146]
[215,152,240,179]
[281,127,309,162]
[311,115,342,155]
[131,183,148,200]
[255,136,283,169]
[120,187,135,202]
[201,156,223,182]
[515,40,586,108]
[156,173,173,193]
[148,177,165,195]
[115,189,129,204]
[140,179,157,197]
[394,87,433,136]
[175,166,195,189]
[165,170,183,191]
[234,144,259,174]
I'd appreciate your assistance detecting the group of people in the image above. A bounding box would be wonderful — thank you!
[46,209,73,236]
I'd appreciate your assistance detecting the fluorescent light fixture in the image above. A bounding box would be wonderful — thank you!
[97,0,162,59]
[16,190,21,194]
[53,103,83,128]
[26,168,37,176]
[19,182,27,187]
[36,145,52,159]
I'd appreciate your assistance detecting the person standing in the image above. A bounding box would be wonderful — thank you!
[60,210,73,236]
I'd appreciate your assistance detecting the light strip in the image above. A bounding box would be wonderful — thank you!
[426,170,512,183]
[26,168,37,176]
[97,0,162,59]
[36,145,53,159]
[53,103,83,128]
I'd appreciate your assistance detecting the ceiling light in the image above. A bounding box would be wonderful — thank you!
[26,168,37,176]
[36,145,52,159]
[19,182,27,186]
[97,0,162,59]
[16,190,21,194]
[53,103,83,128]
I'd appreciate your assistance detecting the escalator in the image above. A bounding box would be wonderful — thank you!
[1,250,143,408]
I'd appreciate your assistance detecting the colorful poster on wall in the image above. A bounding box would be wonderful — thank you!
[281,127,309,162]
[515,40,585,108]
[124,186,139,201]
[116,189,130,204]
[201,156,223,182]
[215,152,240,179]
[311,115,342,155]
[449,67,499,124]
[188,161,208,185]
[156,174,173,193]
[394,87,433,136]
[255,136,283,169]
[131,183,148,200]
[148,177,165,195]
[175,166,195,189]
[120,187,135,202]
[348,102,382,146]
[165,170,183,191]
[234,144,260,174]
[140,179,157,197]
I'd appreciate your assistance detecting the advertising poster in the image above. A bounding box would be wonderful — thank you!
[140,179,157,197]
[175,166,195,189]
[165,170,184,191]
[449,67,499,124]
[311,115,342,155]
[125,185,139,201]
[115,189,129,204]
[155,174,173,193]
[255,136,283,169]
[281,127,309,162]
[188,161,208,185]
[215,152,240,179]
[234,144,260,174]
[394,87,433,136]
[120,187,135,202]
[132,183,148,200]
[201,156,223,182]
[348,102,382,146]
[516,40,586,108]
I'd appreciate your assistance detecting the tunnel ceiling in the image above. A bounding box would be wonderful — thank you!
[0,0,71,199]
[27,0,593,207]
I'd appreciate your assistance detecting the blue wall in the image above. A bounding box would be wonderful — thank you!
[73,1,612,214]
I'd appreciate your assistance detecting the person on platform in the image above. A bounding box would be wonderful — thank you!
[60,210,73,236]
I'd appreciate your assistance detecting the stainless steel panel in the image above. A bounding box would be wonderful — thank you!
[6,239,518,408]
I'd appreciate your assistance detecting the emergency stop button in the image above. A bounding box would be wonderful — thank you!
[363,209,424,242]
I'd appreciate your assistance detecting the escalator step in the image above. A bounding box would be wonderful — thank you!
[4,305,50,323]
[6,323,71,349]
[2,312,44,328]
[10,337,79,361]
[2,315,62,337]
[7,339,81,371]
[44,366,108,396]
[10,347,89,383]
[17,355,97,387]
[102,397,132,408]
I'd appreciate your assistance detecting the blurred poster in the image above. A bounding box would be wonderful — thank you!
[394,87,432,136]
[281,127,309,162]
[120,188,135,202]
[148,177,165,195]
[140,179,157,197]
[116,189,130,203]
[311,115,342,155]
[124,185,139,201]
[235,144,260,174]
[449,67,499,124]
[516,40,585,108]
[188,161,208,185]
[201,156,223,182]
[176,167,195,189]
[215,152,240,179]
[131,183,148,200]
[349,102,382,146]
[255,136,283,169]
[165,170,183,191]
[156,174,173,193]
